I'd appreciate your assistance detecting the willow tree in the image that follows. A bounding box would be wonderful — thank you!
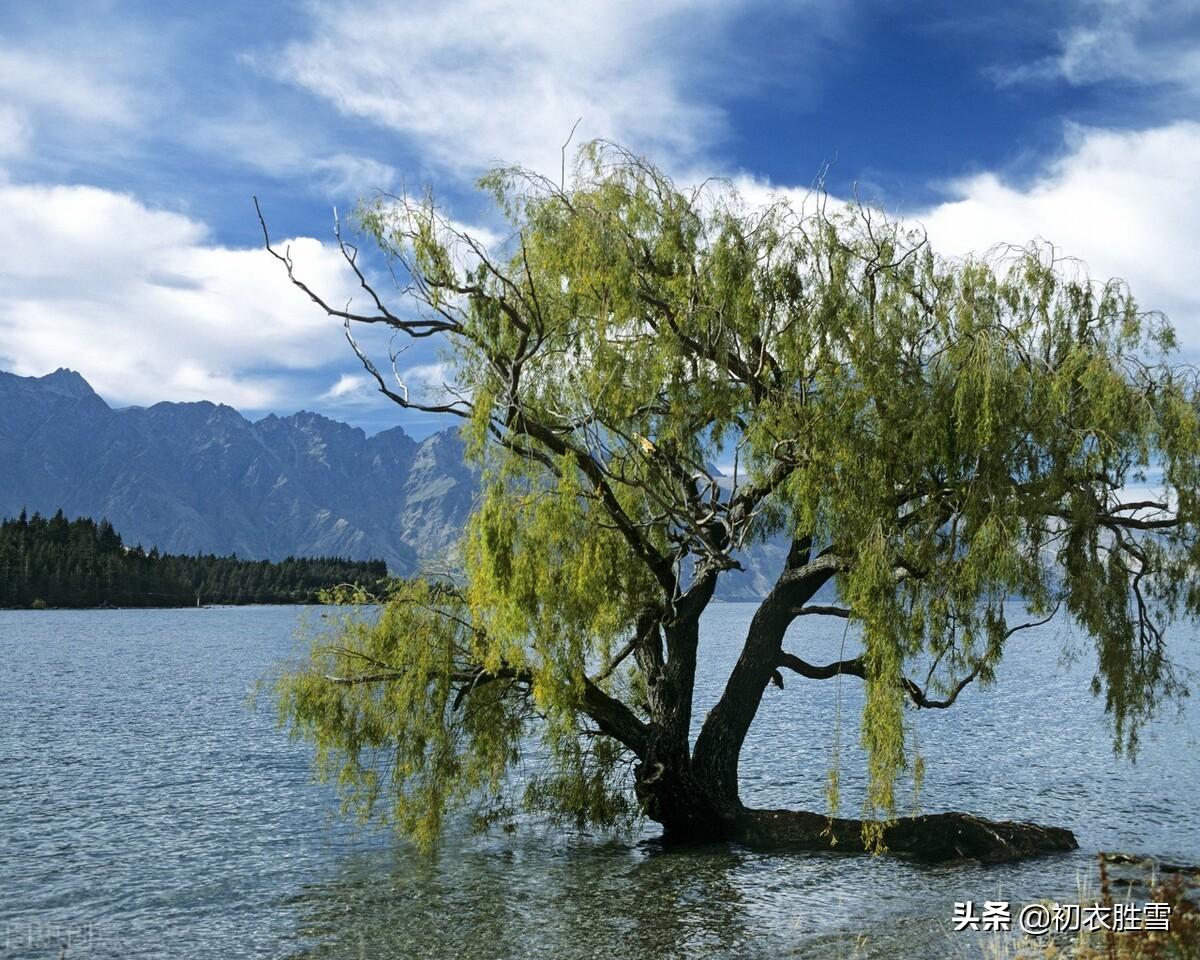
[265,143,1200,860]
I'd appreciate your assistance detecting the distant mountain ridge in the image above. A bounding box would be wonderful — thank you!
[0,369,788,598]
[0,369,474,576]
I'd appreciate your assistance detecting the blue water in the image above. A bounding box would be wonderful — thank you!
[1,604,1197,959]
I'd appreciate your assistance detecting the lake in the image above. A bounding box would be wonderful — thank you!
[1,604,1197,959]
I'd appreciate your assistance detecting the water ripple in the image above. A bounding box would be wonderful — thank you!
[1,604,1197,959]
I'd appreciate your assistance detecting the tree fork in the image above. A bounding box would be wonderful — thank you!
[691,544,841,808]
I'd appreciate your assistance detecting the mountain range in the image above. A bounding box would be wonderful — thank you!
[0,368,474,576]
[0,369,783,599]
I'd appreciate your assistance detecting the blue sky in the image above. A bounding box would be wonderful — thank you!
[1,0,1198,437]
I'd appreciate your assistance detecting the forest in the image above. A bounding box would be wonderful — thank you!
[0,510,388,608]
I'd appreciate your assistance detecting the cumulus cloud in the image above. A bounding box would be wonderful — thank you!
[915,122,1200,343]
[725,123,1200,348]
[0,180,367,409]
[274,0,781,178]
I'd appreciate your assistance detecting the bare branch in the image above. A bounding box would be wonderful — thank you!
[776,603,1063,708]
[793,604,851,618]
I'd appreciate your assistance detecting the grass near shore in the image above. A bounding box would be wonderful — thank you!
[986,855,1199,959]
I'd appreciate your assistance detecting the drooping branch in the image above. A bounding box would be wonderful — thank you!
[438,660,649,756]
[449,664,534,710]
[322,662,532,695]
[580,677,650,758]
[504,412,677,595]
[342,318,474,418]
[324,670,406,685]
[260,200,688,600]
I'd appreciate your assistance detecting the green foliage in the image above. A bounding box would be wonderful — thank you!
[278,580,636,850]
[275,141,1200,847]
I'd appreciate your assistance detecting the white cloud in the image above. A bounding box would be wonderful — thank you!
[0,46,141,129]
[399,362,457,403]
[0,43,139,165]
[321,373,370,400]
[915,122,1200,344]
[994,0,1200,96]
[0,105,30,159]
[0,180,367,410]
[318,372,383,406]
[275,0,757,178]
[725,123,1200,348]
[315,361,459,410]
[312,154,397,198]
[191,112,398,199]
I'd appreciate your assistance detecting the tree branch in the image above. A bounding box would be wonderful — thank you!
[792,604,850,618]
[581,676,650,757]
[776,603,1063,707]
[775,651,976,708]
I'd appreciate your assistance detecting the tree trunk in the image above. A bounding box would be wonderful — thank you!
[633,758,737,841]
[634,546,1078,862]
[690,544,841,811]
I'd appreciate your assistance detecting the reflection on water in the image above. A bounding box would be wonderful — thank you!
[1,605,1197,959]
[279,833,1115,960]
[287,838,761,960]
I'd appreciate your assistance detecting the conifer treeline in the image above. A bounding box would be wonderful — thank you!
[0,510,389,608]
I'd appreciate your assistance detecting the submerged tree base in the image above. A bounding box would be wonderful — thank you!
[727,809,1078,863]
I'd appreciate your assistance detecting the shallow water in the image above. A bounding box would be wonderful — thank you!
[1,604,1197,958]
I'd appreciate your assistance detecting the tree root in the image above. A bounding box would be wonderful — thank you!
[733,808,1078,863]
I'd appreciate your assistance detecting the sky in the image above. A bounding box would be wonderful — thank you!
[1,0,1198,437]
